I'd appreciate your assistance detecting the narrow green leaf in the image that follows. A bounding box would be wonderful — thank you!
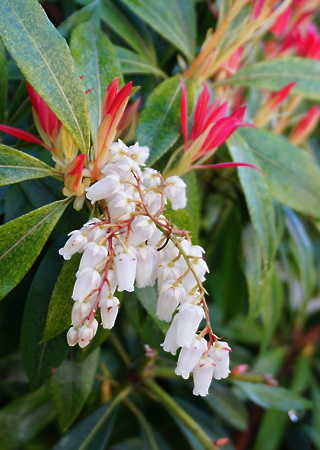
[0,145,57,186]
[0,386,56,450]
[71,22,122,149]
[135,287,168,335]
[101,0,156,63]
[137,76,192,166]
[58,1,99,38]
[229,133,276,265]
[0,0,90,152]
[237,127,320,218]
[0,39,8,122]
[232,381,313,410]
[50,348,100,429]
[219,57,320,101]
[42,253,81,342]
[260,266,283,347]
[253,409,289,450]
[115,46,167,78]
[121,0,195,61]
[183,171,200,243]
[21,239,69,390]
[0,199,68,300]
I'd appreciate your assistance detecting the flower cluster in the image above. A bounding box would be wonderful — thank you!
[59,139,230,396]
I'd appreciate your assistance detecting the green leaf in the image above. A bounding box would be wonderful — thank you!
[135,287,168,335]
[137,76,192,166]
[253,409,289,450]
[228,133,276,265]
[219,57,320,101]
[50,348,100,429]
[121,0,195,61]
[0,145,57,186]
[21,239,69,390]
[115,46,167,78]
[42,253,81,342]
[0,386,56,450]
[0,39,8,122]
[58,1,100,38]
[71,22,122,149]
[237,127,320,218]
[0,0,90,152]
[183,171,200,244]
[232,381,313,411]
[101,0,156,63]
[0,199,69,300]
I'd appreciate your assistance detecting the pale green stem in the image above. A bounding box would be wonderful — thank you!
[124,399,160,450]
[109,331,131,367]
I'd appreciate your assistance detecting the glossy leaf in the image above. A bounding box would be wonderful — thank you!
[0,0,90,152]
[0,40,8,122]
[71,22,122,149]
[101,0,156,63]
[135,287,168,334]
[0,386,56,450]
[42,253,81,342]
[0,199,69,300]
[0,145,57,186]
[121,0,195,61]
[137,76,193,166]
[232,381,312,410]
[50,348,100,429]
[237,127,320,218]
[21,239,69,390]
[58,1,99,38]
[115,46,167,78]
[220,57,320,101]
[229,133,276,265]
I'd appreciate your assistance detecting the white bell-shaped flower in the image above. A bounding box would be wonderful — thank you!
[160,314,179,355]
[86,172,122,204]
[107,191,136,222]
[127,142,149,165]
[79,242,108,271]
[108,139,129,162]
[159,239,180,262]
[100,296,120,329]
[67,326,79,346]
[78,318,98,348]
[209,341,231,380]
[146,223,164,246]
[114,246,137,292]
[181,257,209,291]
[157,256,187,285]
[156,282,186,322]
[144,190,163,215]
[59,230,87,260]
[164,176,187,210]
[72,267,101,302]
[141,168,161,188]
[102,156,141,181]
[175,336,207,379]
[193,356,216,396]
[128,216,155,247]
[176,303,205,348]
[135,245,159,288]
[71,301,92,327]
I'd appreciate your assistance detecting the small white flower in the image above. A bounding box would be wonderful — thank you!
[114,246,137,292]
[128,216,155,247]
[141,168,161,188]
[59,230,87,260]
[67,327,79,346]
[107,191,136,222]
[161,314,179,355]
[175,336,207,379]
[164,176,187,210]
[175,303,205,348]
[79,242,108,271]
[72,267,101,302]
[77,319,98,348]
[86,172,122,204]
[136,245,159,288]
[109,139,129,162]
[209,341,231,380]
[102,156,141,181]
[100,296,120,329]
[127,142,149,165]
[156,282,186,322]
[193,356,215,396]
[144,190,163,215]
[71,301,92,327]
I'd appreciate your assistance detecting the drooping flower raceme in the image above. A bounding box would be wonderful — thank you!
[59,139,231,396]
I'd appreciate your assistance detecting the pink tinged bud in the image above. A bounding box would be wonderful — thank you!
[176,304,205,348]
[100,296,120,329]
[85,172,122,204]
[164,176,187,210]
[0,124,54,151]
[67,327,79,346]
[209,341,231,380]
[116,98,141,142]
[71,301,91,327]
[268,82,296,110]
[114,247,137,292]
[250,0,266,20]
[175,336,207,379]
[72,268,101,302]
[79,242,108,271]
[270,6,292,37]
[193,356,215,396]
[64,154,86,196]
[289,105,320,146]
[136,245,159,288]
[157,282,186,322]
[59,230,87,260]
[161,314,180,355]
